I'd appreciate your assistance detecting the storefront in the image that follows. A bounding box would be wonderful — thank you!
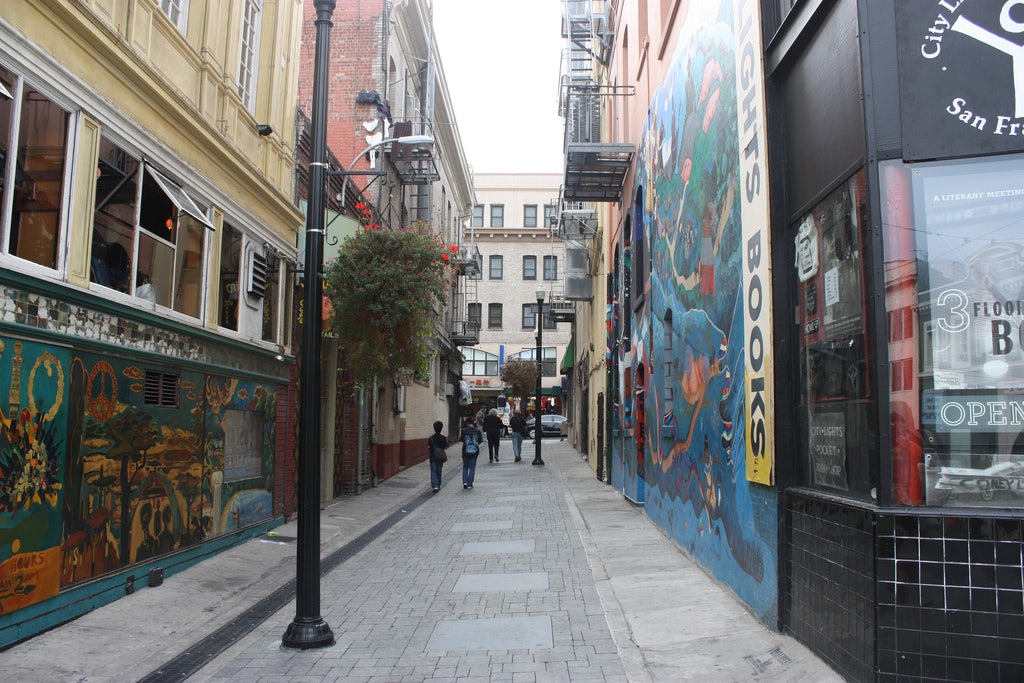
[772,1,1024,679]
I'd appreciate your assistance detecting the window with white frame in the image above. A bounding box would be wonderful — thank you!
[413,184,430,221]
[490,204,504,227]
[0,65,72,272]
[238,0,263,112]
[159,0,189,32]
[90,135,213,318]
[463,348,499,376]
[471,204,483,227]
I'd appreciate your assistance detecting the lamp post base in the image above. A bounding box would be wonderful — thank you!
[282,617,335,650]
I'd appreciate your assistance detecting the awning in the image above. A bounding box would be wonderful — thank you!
[560,337,575,375]
[146,166,215,230]
[541,386,561,396]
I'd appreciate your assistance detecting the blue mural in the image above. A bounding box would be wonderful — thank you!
[629,1,778,622]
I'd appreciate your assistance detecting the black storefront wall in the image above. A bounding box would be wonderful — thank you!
[772,1,1024,681]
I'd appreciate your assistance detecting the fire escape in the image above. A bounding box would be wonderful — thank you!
[556,0,633,310]
[451,242,482,346]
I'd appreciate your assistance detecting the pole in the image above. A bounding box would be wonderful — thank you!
[533,293,545,466]
[282,0,335,650]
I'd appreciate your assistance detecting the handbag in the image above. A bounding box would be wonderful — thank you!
[432,443,448,462]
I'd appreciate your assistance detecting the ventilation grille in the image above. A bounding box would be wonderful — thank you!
[144,371,179,408]
[247,251,268,298]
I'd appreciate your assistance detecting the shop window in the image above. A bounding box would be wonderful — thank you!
[462,347,498,376]
[883,153,1024,509]
[0,66,70,271]
[219,224,242,330]
[794,169,876,500]
[260,251,281,343]
[91,136,213,317]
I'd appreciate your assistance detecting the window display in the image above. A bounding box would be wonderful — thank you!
[795,170,877,499]
[883,153,1024,507]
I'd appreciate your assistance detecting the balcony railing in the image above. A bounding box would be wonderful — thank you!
[451,318,481,346]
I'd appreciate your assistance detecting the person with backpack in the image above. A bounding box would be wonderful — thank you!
[457,417,483,489]
[509,410,527,462]
[426,420,449,492]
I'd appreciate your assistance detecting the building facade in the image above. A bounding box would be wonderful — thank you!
[0,0,304,645]
[563,0,1024,680]
[297,0,476,492]
[461,173,571,419]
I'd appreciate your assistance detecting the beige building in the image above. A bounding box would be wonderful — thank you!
[461,173,571,416]
[0,0,305,644]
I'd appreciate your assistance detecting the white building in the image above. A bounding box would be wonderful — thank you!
[461,173,572,416]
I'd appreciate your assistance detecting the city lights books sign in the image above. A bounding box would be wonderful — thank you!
[897,0,1024,160]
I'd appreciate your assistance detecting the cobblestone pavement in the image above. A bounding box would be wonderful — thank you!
[1,440,844,682]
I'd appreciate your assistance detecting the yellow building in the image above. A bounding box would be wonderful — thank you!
[0,0,304,645]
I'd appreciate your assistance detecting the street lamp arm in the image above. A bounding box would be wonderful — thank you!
[337,135,435,216]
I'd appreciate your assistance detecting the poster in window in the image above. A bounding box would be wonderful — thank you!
[809,409,848,491]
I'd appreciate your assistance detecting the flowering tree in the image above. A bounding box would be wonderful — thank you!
[501,358,539,406]
[323,212,454,387]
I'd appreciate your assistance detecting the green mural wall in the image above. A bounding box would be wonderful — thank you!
[0,333,277,617]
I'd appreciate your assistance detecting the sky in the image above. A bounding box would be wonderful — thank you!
[429,0,565,174]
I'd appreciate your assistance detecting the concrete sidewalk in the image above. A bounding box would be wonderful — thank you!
[0,440,843,682]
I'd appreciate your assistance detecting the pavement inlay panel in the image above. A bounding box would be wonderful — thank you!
[425,615,553,651]
[453,572,549,592]
[459,539,536,555]
[450,520,513,531]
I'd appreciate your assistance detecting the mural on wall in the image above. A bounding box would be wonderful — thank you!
[57,355,277,588]
[0,338,66,614]
[631,0,779,621]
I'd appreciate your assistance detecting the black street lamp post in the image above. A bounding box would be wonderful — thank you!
[282,0,336,650]
[533,287,546,466]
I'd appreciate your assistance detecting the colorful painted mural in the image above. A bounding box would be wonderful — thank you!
[0,339,66,614]
[0,331,277,617]
[629,1,779,622]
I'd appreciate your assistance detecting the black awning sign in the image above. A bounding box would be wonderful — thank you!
[897,0,1024,160]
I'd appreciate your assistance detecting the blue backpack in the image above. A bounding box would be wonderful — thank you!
[464,431,479,455]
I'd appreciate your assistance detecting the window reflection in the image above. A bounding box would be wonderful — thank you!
[883,154,1024,508]
[1,66,69,270]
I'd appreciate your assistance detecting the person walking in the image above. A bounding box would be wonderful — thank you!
[509,409,527,462]
[457,417,483,489]
[482,408,503,463]
[426,420,448,492]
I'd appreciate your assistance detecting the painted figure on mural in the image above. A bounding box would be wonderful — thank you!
[625,3,775,615]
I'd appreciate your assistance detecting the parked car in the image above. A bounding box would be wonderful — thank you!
[525,414,567,438]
